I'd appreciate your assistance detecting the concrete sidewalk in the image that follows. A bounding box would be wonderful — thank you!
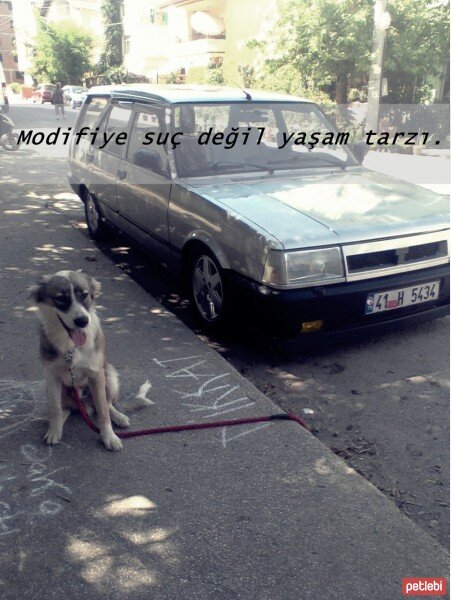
[0,160,449,599]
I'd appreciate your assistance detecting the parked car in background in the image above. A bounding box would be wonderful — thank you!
[32,84,55,104]
[68,85,450,336]
[62,85,88,109]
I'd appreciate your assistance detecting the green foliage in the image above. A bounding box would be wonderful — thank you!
[256,0,373,103]
[97,0,123,72]
[30,19,93,84]
[160,71,183,84]
[96,65,150,85]
[250,0,449,104]
[383,0,450,102]
[206,64,225,86]
[9,82,22,94]
[237,65,256,88]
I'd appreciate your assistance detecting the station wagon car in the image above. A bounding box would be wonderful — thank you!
[68,85,450,336]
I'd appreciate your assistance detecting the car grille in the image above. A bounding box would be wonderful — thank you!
[347,240,448,273]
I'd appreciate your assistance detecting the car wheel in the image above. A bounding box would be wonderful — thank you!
[84,192,107,240]
[189,249,228,330]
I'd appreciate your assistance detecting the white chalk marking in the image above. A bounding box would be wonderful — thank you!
[221,423,271,448]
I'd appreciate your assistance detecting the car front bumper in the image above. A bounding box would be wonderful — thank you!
[226,263,450,337]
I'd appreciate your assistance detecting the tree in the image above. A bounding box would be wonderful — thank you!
[205,63,225,86]
[383,0,449,102]
[251,0,449,104]
[97,0,123,73]
[253,0,373,104]
[30,19,93,84]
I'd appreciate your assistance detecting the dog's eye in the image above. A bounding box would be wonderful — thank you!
[81,291,89,299]
[55,295,66,303]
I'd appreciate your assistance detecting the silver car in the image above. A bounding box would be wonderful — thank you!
[68,85,449,336]
[62,85,88,109]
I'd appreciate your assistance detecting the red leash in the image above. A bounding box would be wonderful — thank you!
[70,387,310,439]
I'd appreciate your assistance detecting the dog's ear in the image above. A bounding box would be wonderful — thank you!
[27,277,49,305]
[89,277,101,299]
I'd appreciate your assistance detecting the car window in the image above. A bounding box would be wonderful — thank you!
[171,102,358,177]
[127,109,168,175]
[78,96,108,129]
[101,105,133,158]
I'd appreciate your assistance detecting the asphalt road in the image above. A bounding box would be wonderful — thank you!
[2,102,450,553]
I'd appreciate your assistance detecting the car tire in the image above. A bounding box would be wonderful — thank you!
[188,248,229,331]
[84,191,107,240]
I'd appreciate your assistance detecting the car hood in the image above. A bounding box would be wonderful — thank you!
[191,167,449,249]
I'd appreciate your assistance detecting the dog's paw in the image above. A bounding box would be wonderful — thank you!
[102,432,123,452]
[111,411,130,428]
[44,426,62,445]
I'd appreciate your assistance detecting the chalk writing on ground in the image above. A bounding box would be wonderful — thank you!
[0,443,72,538]
[153,355,271,446]
[0,379,41,440]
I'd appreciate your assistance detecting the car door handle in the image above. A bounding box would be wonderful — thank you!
[117,169,127,180]
[87,153,94,163]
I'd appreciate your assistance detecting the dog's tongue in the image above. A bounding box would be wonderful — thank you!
[70,329,87,347]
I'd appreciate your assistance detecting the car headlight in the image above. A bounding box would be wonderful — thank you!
[263,248,344,286]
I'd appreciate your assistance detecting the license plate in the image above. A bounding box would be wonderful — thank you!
[365,280,440,314]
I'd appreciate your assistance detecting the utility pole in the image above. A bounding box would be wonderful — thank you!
[366,0,391,131]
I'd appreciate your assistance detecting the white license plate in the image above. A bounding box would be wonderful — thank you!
[365,280,440,314]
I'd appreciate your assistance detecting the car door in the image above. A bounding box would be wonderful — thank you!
[70,95,109,184]
[88,102,133,225]
[115,106,172,259]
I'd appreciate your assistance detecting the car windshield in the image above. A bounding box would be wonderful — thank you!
[73,87,87,94]
[44,85,55,90]
[171,102,359,178]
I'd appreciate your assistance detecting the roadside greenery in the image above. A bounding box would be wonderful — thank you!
[248,0,449,104]
[97,0,123,73]
[30,19,93,85]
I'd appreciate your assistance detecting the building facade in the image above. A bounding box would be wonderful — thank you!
[0,0,20,83]
[122,0,282,84]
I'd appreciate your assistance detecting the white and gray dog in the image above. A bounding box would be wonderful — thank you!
[29,270,152,451]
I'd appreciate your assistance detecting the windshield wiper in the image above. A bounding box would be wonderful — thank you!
[210,161,274,175]
[269,154,347,171]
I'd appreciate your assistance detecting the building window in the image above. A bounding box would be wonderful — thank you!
[149,9,168,25]
[124,35,131,54]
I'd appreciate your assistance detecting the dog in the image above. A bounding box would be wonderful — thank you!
[28,269,152,451]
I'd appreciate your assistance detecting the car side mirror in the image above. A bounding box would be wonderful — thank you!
[133,149,167,176]
[351,141,369,164]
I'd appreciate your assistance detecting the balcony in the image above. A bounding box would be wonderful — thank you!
[175,37,226,59]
